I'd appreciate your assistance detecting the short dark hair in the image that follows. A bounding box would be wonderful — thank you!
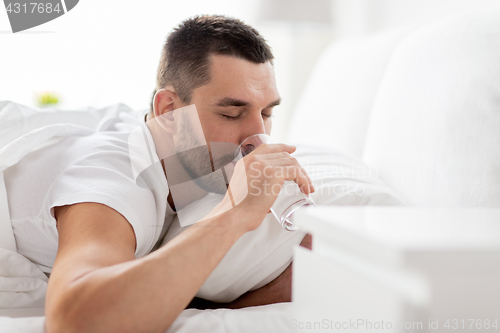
[150,15,274,111]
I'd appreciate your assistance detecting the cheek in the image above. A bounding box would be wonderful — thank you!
[199,114,233,143]
[196,112,217,140]
[265,119,272,135]
[210,126,240,144]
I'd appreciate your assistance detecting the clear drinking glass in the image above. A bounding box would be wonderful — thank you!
[233,134,315,231]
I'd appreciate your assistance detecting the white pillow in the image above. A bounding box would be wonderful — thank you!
[161,146,405,303]
[295,146,405,207]
[363,9,500,207]
[287,28,409,159]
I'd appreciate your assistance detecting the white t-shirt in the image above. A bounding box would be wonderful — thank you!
[4,121,176,273]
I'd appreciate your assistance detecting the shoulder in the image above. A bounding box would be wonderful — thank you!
[48,130,169,257]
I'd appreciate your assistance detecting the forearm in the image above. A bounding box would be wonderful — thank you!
[47,208,249,333]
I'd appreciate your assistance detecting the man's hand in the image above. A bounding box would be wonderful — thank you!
[219,143,314,232]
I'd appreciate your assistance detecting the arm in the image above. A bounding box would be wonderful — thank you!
[45,202,253,333]
[45,143,312,333]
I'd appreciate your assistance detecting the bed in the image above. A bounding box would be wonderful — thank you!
[7,6,498,333]
[0,99,402,331]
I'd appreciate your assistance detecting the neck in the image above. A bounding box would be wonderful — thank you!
[146,114,208,210]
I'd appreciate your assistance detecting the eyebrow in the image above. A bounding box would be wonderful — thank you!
[266,99,281,108]
[216,97,281,108]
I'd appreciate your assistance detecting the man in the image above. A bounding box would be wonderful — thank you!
[35,15,313,332]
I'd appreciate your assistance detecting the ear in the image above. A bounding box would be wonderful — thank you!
[153,88,181,135]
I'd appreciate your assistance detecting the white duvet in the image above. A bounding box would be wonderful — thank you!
[0,250,48,312]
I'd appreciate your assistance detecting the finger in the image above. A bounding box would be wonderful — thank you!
[299,166,314,193]
[283,165,312,195]
[253,143,296,155]
[300,166,315,192]
[262,158,314,193]
[265,164,311,195]
[253,152,314,192]
[252,151,292,161]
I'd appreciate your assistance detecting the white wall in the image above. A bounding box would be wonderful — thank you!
[2,0,499,142]
[280,0,500,141]
[270,0,500,141]
[0,0,324,142]
[0,0,340,142]
[332,0,500,38]
[0,0,259,111]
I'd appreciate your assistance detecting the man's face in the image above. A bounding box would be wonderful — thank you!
[172,54,280,193]
[189,54,279,146]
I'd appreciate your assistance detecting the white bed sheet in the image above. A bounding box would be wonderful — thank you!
[0,302,293,333]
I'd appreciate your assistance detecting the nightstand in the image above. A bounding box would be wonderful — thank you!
[292,207,500,332]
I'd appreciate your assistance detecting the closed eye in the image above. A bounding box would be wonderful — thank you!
[220,114,242,121]
[220,112,272,121]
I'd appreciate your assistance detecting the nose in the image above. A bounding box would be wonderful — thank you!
[240,112,266,143]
